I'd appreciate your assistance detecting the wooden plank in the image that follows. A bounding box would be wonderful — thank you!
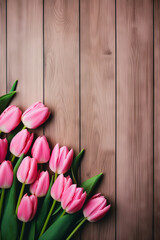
[154,0,160,239]
[44,1,79,148]
[117,0,153,239]
[7,0,43,116]
[0,0,6,94]
[80,0,115,239]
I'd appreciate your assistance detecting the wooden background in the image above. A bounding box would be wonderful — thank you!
[0,0,159,239]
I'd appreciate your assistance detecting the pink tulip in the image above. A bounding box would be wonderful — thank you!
[17,156,37,184]
[0,138,8,163]
[30,171,49,197]
[0,105,22,133]
[0,161,13,188]
[10,129,34,157]
[17,194,38,222]
[21,102,50,129]
[49,144,74,174]
[31,136,50,163]
[61,184,86,213]
[51,174,72,202]
[83,193,111,222]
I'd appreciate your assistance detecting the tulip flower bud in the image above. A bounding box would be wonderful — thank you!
[17,156,37,184]
[21,102,50,129]
[51,174,72,202]
[83,193,111,222]
[10,129,34,157]
[49,144,74,174]
[31,136,50,163]
[61,184,86,214]
[17,194,38,222]
[0,161,13,188]
[0,105,22,133]
[30,171,49,197]
[0,138,8,163]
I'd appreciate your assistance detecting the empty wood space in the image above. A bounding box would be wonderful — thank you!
[0,0,159,239]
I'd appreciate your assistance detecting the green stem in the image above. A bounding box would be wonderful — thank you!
[22,125,27,130]
[11,154,16,163]
[20,222,25,240]
[0,188,5,219]
[66,218,87,240]
[60,210,66,218]
[39,199,57,237]
[0,130,2,136]
[54,172,58,182]
[16,183,25,214]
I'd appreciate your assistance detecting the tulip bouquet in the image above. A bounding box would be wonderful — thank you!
[0,81,111,240]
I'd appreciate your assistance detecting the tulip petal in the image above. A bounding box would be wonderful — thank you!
[0,138,8,163]
[23,133,34,156]
[26,158,37,184]
[0,161,13,188]
[30,195,38,220]
[66,191,86,213]
[49,144,59,173]
[51,174,64,201]
[17,194,32,222]
[17,157,30,183]
[61,184,76,210]
[60,149,74,174]
[32,136,50,163]
[35,171,49,197]
[87,205,111,222]
[83,197,106,218]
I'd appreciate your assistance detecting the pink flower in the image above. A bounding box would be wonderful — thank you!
[49,144,74,174]
[0,105,22,133]
[0,138,8,163]
[83,193,111,222]
[0,161,13,188]
[31,136,50,163]
[30,171,50,197]
[17,194,38,222]
[10,129,34,157]
[17,156,37,184]
[61,184,86,214]
[21,102,50,129]
[51,174,72,202]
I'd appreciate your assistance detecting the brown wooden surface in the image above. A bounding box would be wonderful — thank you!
[7,0,43,111]
[117,0,153,239]
[0,0,6,94]
[0,0,159,239]
[7,0,43,135]
[154,0,160,239]
[80,0,115,239]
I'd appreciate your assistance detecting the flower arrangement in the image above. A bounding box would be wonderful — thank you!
[0,81,111,240]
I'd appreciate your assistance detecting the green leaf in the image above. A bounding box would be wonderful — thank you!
[0,80,18,114]
[27,220,35,240]
[81,173,103,197]
[71,149,85,184]
[39,212,82,240]
[35,176,54,238]
[1,154,24,240]
[52,203,62,216]
[0,92,16,114]
[10,80,18,92]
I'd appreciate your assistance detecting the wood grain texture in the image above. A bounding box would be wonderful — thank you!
[44,0,79,147]
[117,0,153,239]
[0,0,6,94]
[154,0,160,239]
[80,0,115,239]
[7,0,43,114]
